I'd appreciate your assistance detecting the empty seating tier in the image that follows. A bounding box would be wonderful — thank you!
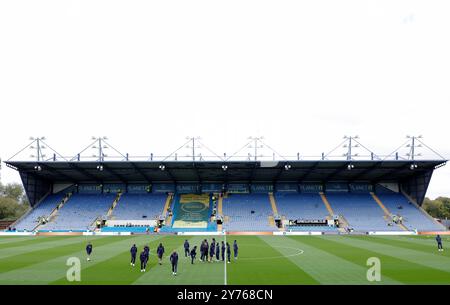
[326,193,399,232]
[112,193,167,220]
[222,194,276,231]
[377,193,444,231]
[15,193,66,231]
[43,194,115,231]
[275,193,329,220]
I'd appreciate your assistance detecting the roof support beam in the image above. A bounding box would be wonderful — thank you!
[37,162,77,183]
[349,163,384,182]
[298,161,321,181]
[129,162,152,183]
[101,163,128,183]
[322,164,351,182]
[68,163,102,183]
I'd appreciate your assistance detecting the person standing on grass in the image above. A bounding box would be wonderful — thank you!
[190,246,197,264]
[204,239,209,262]
[233,240,239,260]
[130,244,137,266]
[209,239,216,262]
[226,242,231,263]
[184,239,190,258]
[436,234,444,252]
[199,240,205,261]
[86,242,93,261]
[140,249,148,272]
[221,241,225,261]
[157,243,165,265]
[215,242,220,261]
[170,250,179,276]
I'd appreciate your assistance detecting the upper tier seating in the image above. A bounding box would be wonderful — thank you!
[222,193,276,231]
[326,193,399,231]
[43,194,115,231]
[15,193,65,231]
[112,193,167,220]
[377,193,444,231]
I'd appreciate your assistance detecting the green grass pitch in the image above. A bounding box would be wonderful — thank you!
[0,234,449,285]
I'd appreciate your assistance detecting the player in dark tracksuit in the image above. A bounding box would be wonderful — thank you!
[144,245,150,269]
[199,241,205,261]
[130,244,137,266]
[190,246,197,264]
[226,242,231,263]
[86,242,93,261]
[201,240,208,262]
[184,240,190,257]
[221,241,225,261]
[204,240,209,261]
[215,242,220,261]
[140,250,148,272]
[209,240,216,262]
[436,234,444,251]
[233,240,239,260]
[170,251,179,275]
[157,243,165,265]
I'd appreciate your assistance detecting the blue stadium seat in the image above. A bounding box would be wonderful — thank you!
[377,193,444,231]
[222,194,276,231]
[275,193,329,220]
[43,194,115,231]
[326,193,399,232]
[15,193,66,231]
[111,193,167,220]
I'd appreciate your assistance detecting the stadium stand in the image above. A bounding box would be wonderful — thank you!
[377,192,444,231]
[222,193,276,231]
[43,194,116,231]
[111,193,167,220]
[11,190,445,233]
[15,193,66,231]
[326,193,399,231]
[274,193,338,231]
[275,193,330,220]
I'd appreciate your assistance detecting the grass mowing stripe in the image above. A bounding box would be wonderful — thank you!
[318,236,450,284]
[0,236,107,261]
[378,235,449,249]
[279,236,400,285]
[133,236,224,285]
[335,236,450,274]
[0,236,73,251]
[0,237,40,245]
[353,236,450,259]
[226,236,318,285]
[51,235,165,285]
[0,236,119,283]
[0,236,141,284]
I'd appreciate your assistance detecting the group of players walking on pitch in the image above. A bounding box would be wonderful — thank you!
[186,238,238,265]
[125,238,238,275]
[84,235,443,276]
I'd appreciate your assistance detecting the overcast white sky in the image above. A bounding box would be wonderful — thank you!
[0,0,449,199]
